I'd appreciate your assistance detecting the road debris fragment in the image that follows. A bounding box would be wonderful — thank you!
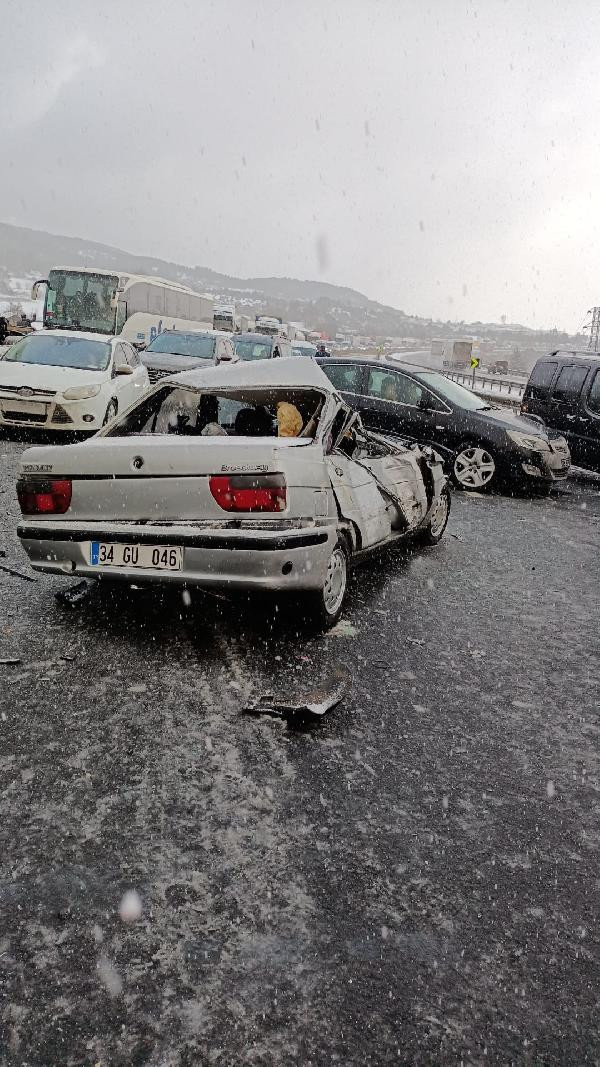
[0,657,21,665]
[55,580,92,606]
[329,619,358,638]
[0,562,37,582]
[244,666,348,718]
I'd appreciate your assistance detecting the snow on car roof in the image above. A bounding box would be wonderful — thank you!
[172,356,335,392]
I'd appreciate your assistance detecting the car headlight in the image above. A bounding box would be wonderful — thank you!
[507,430,550,451]
[62,385,102,400]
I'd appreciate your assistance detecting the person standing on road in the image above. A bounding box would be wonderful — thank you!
[0,317,8,345]
[316,342,330,358]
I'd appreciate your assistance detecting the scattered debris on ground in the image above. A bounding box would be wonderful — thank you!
[244,666,348,718]
[55,580,92,606]
[0,562,37,582]
[329,619,358,638]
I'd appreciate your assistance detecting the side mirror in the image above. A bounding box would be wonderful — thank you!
[31,279,48,300]
[114,363,133,375]
[418,395,433,411]
[216,350,238,363]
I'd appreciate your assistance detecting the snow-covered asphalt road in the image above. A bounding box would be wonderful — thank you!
[0,435,598,1066]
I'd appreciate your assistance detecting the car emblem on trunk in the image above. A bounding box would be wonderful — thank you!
[132,455,144,470]
[18,387,34,397]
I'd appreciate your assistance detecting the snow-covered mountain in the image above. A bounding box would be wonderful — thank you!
[0,221,580,346]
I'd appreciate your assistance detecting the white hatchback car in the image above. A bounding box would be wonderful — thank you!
[0,330,149,432]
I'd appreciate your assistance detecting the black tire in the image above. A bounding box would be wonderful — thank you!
[414,485,451,545]
[103,399,118,426]
[300,537,349,630]
[452,441,497,491]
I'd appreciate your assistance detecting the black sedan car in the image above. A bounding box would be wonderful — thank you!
[318,356,570,491]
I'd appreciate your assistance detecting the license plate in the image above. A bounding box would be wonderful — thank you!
[0,401,47,415]
[90,542,183,570]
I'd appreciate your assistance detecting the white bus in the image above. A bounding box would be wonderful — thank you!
[32,267,214,345]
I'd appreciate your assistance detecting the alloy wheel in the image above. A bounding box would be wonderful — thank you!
[429,490,450,536]
[453,446,496,489]
[323,546,347,615]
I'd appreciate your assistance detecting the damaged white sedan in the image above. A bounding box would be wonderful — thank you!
[16,358,450,628]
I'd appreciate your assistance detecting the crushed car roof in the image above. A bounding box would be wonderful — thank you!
[171,356,336,392]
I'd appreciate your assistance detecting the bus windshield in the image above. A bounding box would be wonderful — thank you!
[45,270,118,333]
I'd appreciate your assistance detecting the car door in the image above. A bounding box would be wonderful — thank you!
[579,366,600,471]
[361,366,429,440]
[324,407,391,547]
[545,364,591,463]
[319,361,367,408]
[521,359,559,420]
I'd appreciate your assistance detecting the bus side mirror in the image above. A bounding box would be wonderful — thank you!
[31,279,48,300]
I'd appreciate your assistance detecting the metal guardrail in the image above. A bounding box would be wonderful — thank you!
[445,369,525,400]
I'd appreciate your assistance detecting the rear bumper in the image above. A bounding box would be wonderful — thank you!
[17,521,337,592]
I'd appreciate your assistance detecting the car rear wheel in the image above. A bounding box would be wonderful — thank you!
[452,443,496,490]
[103,399,118,426]
[301,538,348,630]
[414,486,451,545]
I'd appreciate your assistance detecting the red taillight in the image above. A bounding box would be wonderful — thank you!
[17,478,72,515]
[209,474,286,512]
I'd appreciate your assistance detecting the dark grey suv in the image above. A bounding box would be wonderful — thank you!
[141,330,237,385]
[521,351,600,473]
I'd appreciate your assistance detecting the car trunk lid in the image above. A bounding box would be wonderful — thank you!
[18,436,326,522]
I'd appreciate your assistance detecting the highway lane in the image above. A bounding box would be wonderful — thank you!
[0,434,598,1065]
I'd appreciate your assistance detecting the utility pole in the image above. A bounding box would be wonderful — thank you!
[585,307,600,351]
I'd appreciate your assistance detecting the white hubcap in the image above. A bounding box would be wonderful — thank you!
[429,492,449,536]
[454,446,495,489]
[323,547,347,615]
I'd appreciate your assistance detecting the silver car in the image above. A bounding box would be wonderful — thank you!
[16,358,450,628]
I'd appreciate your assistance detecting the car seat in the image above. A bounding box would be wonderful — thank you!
[234,406,274,436]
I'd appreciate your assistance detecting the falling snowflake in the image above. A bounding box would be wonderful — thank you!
[119,889,142,923]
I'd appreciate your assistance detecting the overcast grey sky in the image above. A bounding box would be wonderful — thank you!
[1,0,598,331]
